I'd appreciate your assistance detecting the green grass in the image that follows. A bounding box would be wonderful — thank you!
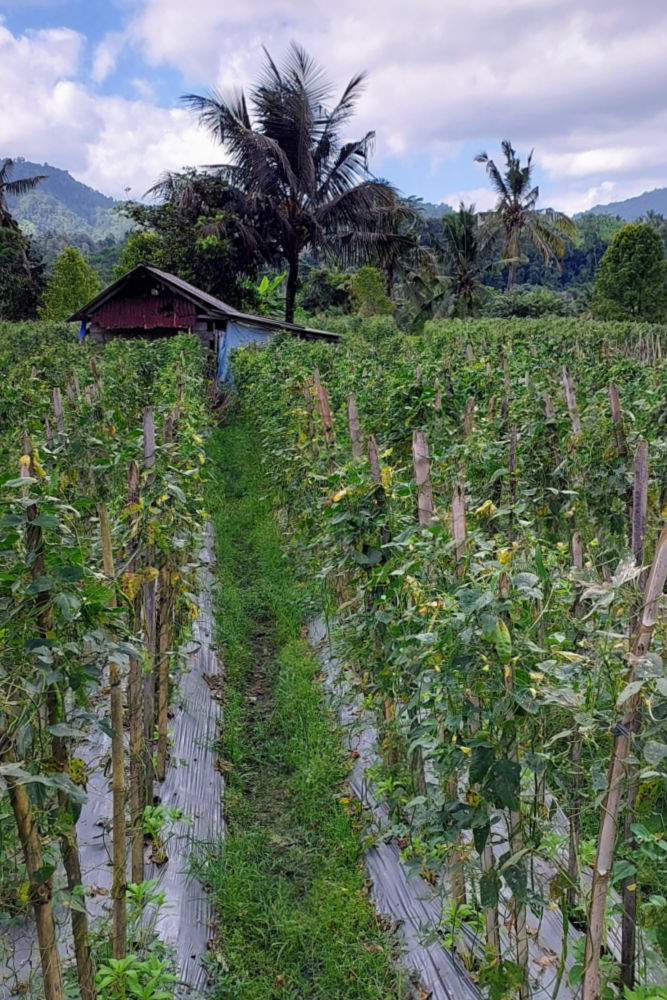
[202,419,408,1000]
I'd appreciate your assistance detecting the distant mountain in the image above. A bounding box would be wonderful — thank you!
[3,157,131,241]
[581,187,667,222]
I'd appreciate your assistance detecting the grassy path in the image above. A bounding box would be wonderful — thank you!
[202,419,408,1000]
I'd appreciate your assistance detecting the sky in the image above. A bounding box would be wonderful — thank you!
[0,0,665,213]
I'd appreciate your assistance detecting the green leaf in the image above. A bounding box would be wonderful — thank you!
[469,744,495,785]
[33,513,59,529]
[480,867,500,908]
[473,822,491,855]
[47,723,86,739]
[26,574,54,594]
[643,740,667,765]
[617,679,644,706]
[487,759,520,810]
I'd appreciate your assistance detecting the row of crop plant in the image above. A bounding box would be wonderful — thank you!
[0,326,209,1000]
[230,317,667,1000]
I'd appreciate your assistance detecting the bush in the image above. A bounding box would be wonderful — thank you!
[481,284,577,318]
[351,266,393,317]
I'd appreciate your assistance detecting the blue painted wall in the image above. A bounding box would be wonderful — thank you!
[217,322,273,380]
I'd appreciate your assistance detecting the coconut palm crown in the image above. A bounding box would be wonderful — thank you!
[182,44,403,321]
[475,140,574,290]
[0,158,47,230]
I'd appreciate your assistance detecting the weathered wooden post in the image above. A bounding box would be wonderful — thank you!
[142,407,157,808]
[125,460,145,885]
[346,393,363,460]
[608,381,627,458]
[583,525,667,1000]
[412,429,433,528]
[98,502,127,959]
[561,365,582,436]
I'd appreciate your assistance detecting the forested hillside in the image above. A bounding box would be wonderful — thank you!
[585,187,667,222]
[4,157,130,240]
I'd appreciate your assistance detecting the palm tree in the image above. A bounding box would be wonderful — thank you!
[182,44,402,321]
[0,158,46,230]
[441,203,493,316]
[475,141,574,290]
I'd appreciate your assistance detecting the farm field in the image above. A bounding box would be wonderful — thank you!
[0,315,665,1000]
[231,316,667,999]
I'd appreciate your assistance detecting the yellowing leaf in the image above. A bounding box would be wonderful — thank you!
[475,499,497,517]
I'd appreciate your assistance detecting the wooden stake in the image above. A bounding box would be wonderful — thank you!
[412,429,433,528]
[621,439,649,988]
[367,435,382,486]
[463,396,475,437]
[561,365,582,436]
[312,368,335,448]
[608,382,627,458]
[5,770,65,1000]
[98,503,126,959]
[508,423,518,543]
[346,394,363,460]
[126,460,144,885]
[52,387,65,442]
[433,378,442,413]
[452,483,466,578]
[583,525,667,1000]
[142,408,156,808]
[44,417,54,450]
[156,564,174,781]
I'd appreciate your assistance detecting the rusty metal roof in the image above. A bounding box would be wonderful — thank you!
[68,263,339,340]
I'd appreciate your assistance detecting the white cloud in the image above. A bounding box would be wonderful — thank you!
[1,1,666,211]
[0,22,221,197]
[439,187,498,212]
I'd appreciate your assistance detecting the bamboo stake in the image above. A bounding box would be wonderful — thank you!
[452,483,466,579]
[499,572,529,1000]
[583,525,667,1000]
[22,447,93,999]
[346,394,363,460]
[302,378,317,451]
[621,440,649,989]
[411,429,433,796]
[98,502,126,959]
[44,417,54,450]
[412,429,433,528]
[5,770,65,1000]
[507,423,518,543]
[608,382,627,458]
[367,434,382,486]
[126,461,144,884]
[630,440,649,599]
[561,365,582,436]
[567,531,584,910]
[142,408,157,808]
[52,387,65,442]
[433,377,442,413]
[465,342,474,364]
[156,564,174,781]
[312,368,335,448]
[463,396,475,437]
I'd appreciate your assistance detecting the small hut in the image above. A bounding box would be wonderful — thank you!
[69,264,338,378]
